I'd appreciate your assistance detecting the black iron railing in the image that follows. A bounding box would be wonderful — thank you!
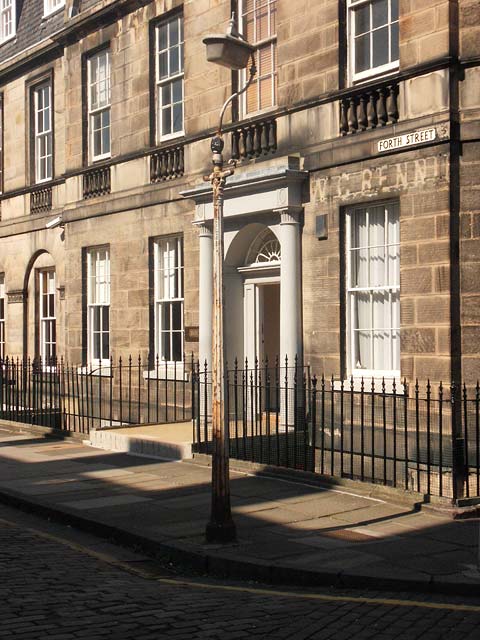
[0,355,195,434]
[192,357,479,501]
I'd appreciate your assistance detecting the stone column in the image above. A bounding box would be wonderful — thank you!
[197,222,213,422]
[278,209,302,366]
[277,208,303,426]
[197,223,213,370]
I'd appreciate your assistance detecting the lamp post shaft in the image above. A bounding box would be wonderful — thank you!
[205,140,236,543]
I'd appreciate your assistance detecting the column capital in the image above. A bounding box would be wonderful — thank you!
[194,221,213,238]
[275,207,302,225]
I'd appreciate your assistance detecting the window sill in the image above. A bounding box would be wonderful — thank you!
[350,64,399,87]
[143,366,188,382]
[158,131,185,144]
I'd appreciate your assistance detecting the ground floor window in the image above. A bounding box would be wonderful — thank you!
[39,269,56,366]
[347,201,400,376]
[87,247,110,366]
[154,236,184,362]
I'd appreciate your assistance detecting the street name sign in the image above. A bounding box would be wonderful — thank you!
[377,127,437,153]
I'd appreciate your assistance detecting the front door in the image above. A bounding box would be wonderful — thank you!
[244,279,280,409]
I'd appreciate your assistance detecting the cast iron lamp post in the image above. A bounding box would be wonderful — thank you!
[203,17,256,543]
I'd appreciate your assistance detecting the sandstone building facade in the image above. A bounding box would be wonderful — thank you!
[0,0,478,387]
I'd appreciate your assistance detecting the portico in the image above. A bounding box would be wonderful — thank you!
[181,162,308,371]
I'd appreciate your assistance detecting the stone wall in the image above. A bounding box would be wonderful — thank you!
[399,0,451,69]
[277,0,338,105]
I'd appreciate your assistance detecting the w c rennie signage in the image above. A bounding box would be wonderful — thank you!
[377,128,437,153]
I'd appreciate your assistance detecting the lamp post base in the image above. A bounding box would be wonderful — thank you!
[205,518,237,544]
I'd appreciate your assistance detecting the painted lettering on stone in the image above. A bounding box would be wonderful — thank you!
[311,155,448,203]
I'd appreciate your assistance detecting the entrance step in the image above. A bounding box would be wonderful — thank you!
[86,422,193,461]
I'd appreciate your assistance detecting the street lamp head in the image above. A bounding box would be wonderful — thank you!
[203,15,255,70]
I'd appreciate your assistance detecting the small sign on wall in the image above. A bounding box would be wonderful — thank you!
[377,127,437,153]
[185,326,199,342]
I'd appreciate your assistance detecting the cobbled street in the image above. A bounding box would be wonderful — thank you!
[1,504,480,640]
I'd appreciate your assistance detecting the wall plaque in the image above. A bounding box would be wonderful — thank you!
[377,127,436,153]
[185,326,199,342]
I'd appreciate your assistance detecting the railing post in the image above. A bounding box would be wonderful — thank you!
[451,380,466,503]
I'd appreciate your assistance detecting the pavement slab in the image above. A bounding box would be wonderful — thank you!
[0,426,479,594]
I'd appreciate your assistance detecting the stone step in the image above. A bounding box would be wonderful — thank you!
[85,423,193,461]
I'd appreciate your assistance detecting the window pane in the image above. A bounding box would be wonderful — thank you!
[158,23,168,50]
[102,331,109,361]
[372,0,388,28]
[355,4,370,35]
[172,78,182,103]
[159,52,168,79]
[94,331,101,361]
[162,303,171,331]
[162,83,171,105]
[102,306,109,332]
[170,46,179,75]
[172,301,182,331]
[172,103,183,133]
[355,34,370,73]
[172,332,182,362]
[102,110,110,154]
[169,18,179,45]
[391,0,399,22]
[162,107,171,136]
[372,26,389,67]
[259,77,273,110]
[161,332,171,361]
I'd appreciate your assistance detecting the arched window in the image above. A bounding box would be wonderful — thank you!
[246,229,281,266]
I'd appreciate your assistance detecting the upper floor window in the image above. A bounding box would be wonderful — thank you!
[154,236,184,362]
[156,14,184,141]
[87,49,111,162]
[346,201,400,377]
[44,0,65,17]
[87,247,110,365]
[0,273,5,360]
[348,0,399,83]
[33,81,53,183]
[39,269,56,366]
[239,0,277,115]
[0,0,15,43]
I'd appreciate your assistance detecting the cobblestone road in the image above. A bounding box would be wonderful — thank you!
[1,504,480,640]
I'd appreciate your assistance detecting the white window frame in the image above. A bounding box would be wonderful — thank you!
[33,81,53,184]
[0,0,16,44]
[87,49,111,162]
[156,14,184,143]
[87,247,110,367]
[43,0,65,18]
[0,274,5,360]
[154,236,184,364]
[348,0,399,85]
[346,201,400,379]
[39,269,56,367]
[238,0,277,117]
